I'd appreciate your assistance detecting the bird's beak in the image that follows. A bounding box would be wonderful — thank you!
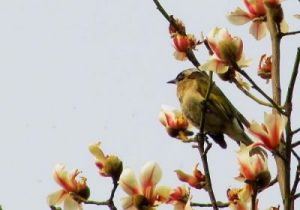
[167,79,176,84]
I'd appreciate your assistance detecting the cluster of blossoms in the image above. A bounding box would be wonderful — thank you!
[227,0,288,40]
[47,164,90,210]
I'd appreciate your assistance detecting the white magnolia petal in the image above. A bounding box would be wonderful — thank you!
[154,185,171,203]
[249,21,267,40]
[280,19,289,33]
[88,142,106,162]
[174,51,187,61]
[119,168,140,195]
[47,190,67,206]
[201,57,229,74]
[227,7,252,25]
[64,195,81,210]
[140,162,162,189]
[237,54,251,68]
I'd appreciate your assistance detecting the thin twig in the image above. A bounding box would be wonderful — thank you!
[196,71,218,210]
[292,128,300,135]
[233,78,273,107]
[234,65,285,115]
[251,187,258,210]
[191,201,229,208]
[292,140,300,148]
[291,165,300,197]
[294,193,300,200]
[280,30,300,38]
[153,0,200,67]
[285,48,300,114]
[292,149,300,162]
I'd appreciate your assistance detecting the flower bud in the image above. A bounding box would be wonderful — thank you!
[257,54,272,80]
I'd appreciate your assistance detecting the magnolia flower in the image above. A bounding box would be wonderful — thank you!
[175,163,206,189]
[227,0,267,40]
[201,27,250,74]
[172,33,198,61]
[249,112,287,150]
[168,186,192,210]
[236,145,270,188]
[227,184,252,210]
[119,162,170,210]
[88,142,123,180]
[47,164,90,210]
[159,105,192,141]
[257,54,272,81]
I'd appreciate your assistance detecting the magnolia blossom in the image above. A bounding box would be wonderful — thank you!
[168,186,192,210]
[228,0,288,40]
[227,184,252,210]
[159,105,192,141]
[249,112,287,150]
[172,33,198,61]
[201,27,250,74]
[89,142,123,179]
[227,0,267,40]
[257,54,272,81]
[119,162,170,210]
[236,144,270,188]
[175,163,206,189]
[47,164,89,210]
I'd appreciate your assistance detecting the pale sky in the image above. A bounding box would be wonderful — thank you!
[0,1,299,210]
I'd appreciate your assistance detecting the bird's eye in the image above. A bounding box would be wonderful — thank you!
[176,72,185,81]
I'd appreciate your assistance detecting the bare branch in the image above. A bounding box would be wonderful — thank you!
[280,30,300,38]
[191,201,229,208]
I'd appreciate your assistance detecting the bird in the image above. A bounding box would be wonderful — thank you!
[167,68,252,148]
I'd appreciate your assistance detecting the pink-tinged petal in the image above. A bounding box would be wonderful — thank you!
[53,164,77,192]
[47,190,68,206]
[88,142,106,163]
[174,51,188,61]
[201,57,229,74]
[154,185,171,203]
[280,19,289,33]
[244,0,265,16]
[64,195,81,210]
[207,28,223,59]
[249,121,271,148]
[232,37,243,61]
[227,7,252,25]
[249,21,267,40]
[119,168,141,196]
[140,162,162,198]
[237,54,251,68]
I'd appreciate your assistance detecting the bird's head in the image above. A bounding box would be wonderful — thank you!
[167,68,207,85]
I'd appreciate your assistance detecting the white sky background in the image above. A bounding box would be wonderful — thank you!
[0,0,299,210]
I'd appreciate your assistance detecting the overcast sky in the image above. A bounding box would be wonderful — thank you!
[0,1,299,210]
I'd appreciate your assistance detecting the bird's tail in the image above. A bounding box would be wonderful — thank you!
[226,118,253,146]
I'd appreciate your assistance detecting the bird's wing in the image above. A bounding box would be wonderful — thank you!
[196,77,237,122]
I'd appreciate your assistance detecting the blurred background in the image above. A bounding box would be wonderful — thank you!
[0,0,299,209]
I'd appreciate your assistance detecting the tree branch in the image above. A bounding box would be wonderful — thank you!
[153,0,200,67]
[195,71,218,210]
[191,201,229,208]
[234,65,285,115]
[280,30,300,38]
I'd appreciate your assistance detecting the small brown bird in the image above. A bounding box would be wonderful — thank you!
[168,68,252,148]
